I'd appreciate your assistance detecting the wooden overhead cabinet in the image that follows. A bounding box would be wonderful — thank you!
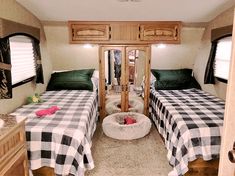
[69,22,110,43]
[109,23,140,44]
[139,22,181,43]
[68,21,181,44]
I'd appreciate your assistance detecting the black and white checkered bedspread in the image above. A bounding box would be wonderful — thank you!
[11,90,98,176]
[149,88,225,176]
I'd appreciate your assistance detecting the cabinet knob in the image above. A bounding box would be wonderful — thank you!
[228,142,235,163]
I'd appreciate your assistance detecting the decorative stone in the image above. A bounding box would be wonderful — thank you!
[102,112,151,140]
[105,98,144,115]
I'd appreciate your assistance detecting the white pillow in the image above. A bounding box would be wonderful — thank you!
[150,72,156,88]
[91,70,99,91]
[141,73,156,90]
[92,70,99,79]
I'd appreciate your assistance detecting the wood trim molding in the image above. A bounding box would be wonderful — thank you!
[211,25,233,42]
[182,22,208,28]
[42,21,207,28]
[42,21,67,26]
[0,18,40,40]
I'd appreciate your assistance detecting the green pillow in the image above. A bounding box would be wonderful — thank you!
[155,77,201,90]
[47,69,95,91]
[151,69,201,90]
[151,69,192,81]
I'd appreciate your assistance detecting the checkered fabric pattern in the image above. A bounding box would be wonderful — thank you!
[12,90,98,176]
[149,88,225,176]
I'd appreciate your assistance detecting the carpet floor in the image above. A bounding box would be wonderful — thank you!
[85,122,172,176]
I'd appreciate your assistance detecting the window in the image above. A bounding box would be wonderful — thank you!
[214,36,232,81]
[9,35,36,86]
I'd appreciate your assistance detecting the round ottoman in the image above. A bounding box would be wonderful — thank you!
[105,98,144,115]
[102,112,151,140]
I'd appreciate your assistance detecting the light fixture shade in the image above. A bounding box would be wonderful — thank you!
[83,44,93,48]
[156,44,166,49]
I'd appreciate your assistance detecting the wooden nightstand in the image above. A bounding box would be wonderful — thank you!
[0,115,29,176]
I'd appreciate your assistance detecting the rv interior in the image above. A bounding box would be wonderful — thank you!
[0,0,235,176]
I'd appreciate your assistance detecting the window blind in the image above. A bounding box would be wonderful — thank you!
[9,35,36,85]
[214,36,232,80]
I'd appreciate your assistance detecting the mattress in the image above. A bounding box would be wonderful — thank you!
[149,88,225,176]
[12,90,98,176]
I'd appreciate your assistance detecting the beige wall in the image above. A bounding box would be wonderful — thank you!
[151,27,204,70]
[193,6,235,100]
[44,25,204,72]
[44,25,99,71]
[0,0,52,114]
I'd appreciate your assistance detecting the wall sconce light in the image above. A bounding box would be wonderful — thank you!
[156,44,166,49]
[83,44,93,48]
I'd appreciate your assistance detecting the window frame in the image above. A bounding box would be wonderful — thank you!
[214,34,232,84]
[12,77,35,88]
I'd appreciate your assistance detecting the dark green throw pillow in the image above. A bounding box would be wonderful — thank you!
[47,69,95,91]
[151,69,192,81]
[151,69,201,90]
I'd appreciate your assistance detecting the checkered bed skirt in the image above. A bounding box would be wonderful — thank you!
[149,88,225,176]
[12,90,98,176]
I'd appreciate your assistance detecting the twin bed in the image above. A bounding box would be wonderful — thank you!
[10,68,224,176]
[149,69,225,176]
[12,69,99,176]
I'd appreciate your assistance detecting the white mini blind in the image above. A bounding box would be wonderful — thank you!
[9,35,36,85]
[214,36,232,80]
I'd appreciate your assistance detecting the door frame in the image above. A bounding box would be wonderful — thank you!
[99,45,126,118]
[218,9,235,176]
[99,45,151,119]
[125,46,151,115]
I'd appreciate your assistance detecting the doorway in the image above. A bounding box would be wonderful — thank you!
[99,45,151,118]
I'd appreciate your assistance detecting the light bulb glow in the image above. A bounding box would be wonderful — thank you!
[156,44,166,49]
[83,44,93,48]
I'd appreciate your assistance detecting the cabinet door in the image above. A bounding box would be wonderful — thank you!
[99,46,151,118]
[99,46,126,118]
[139,22,181,43]
[110,23,140,43]
[126,46,150,115]
[3,147,28,176]
[69,23,110,43]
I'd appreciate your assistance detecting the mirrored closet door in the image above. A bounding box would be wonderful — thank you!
[99,45,151,118]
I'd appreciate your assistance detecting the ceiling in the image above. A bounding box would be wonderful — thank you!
[16,0,235,22]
